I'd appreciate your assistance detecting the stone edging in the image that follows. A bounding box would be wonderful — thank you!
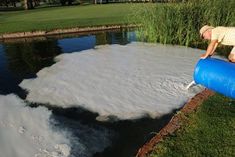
[136,89,215,157]
[0,24,140,40]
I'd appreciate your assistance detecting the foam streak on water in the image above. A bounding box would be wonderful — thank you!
[0,94,71,157]
[0,94,113,157]
[20,42,204,121]
[185,81,196,90]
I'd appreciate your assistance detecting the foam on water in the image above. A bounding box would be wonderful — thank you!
[20,42,204,121]
[0,94,112,157]
[0,94,71,157]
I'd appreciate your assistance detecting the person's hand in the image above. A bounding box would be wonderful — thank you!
[200,53,208,59]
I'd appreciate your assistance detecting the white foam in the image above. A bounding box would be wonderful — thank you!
[0,94,112,157]
[0,94,71,157]
[20,42,204,121]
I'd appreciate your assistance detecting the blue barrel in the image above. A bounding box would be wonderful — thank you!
[194,58,235,99]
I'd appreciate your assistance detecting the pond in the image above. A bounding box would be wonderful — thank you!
[0,29,203,157]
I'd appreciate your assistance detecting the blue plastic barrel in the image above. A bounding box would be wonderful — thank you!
[194,57,235,99]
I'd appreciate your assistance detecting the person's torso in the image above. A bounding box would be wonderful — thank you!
[211,26,235,46]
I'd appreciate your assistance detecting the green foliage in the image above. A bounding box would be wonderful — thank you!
[130,0,235,47]
[149,94,235,157]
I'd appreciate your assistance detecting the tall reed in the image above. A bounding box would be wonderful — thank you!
[129,0,235,47]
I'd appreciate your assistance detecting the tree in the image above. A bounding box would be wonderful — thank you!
[59,0,74,5]
[23,0,34,10]
[0,0,19,7]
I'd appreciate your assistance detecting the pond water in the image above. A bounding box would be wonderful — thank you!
[0,29,204,157]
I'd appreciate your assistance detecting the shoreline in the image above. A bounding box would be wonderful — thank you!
[136,89,215,157]
[0,24,139,41]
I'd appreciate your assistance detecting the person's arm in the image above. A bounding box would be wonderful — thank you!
[210,42,219,56]
[201,40,218,59]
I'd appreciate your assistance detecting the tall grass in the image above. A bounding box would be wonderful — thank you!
[129,0,235,47]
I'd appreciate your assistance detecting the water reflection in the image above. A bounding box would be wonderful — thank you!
[57,31,135,53]
[5,40,61,76]
[58,35,96,53]
[0,30,136,95]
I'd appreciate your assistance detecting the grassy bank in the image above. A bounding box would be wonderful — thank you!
[130,0,235,47]
[0,4,134,34]
[129,1,235,156]
[148,94,235,157]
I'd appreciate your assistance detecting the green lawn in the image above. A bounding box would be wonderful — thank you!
[0,4,137,34]
[149,94,235,157]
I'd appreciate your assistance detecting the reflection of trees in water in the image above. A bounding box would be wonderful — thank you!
[4,39,62,77]
[3,29,130,77]
[0,29,132,95]
[96,30,129,45]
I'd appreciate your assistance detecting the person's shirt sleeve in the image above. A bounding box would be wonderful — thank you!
[211,27,225,43]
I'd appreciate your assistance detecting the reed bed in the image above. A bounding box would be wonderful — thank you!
[129,0,235,47]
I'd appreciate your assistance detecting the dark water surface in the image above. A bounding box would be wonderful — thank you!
[0,29,173,157]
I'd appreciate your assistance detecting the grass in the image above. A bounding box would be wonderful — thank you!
[0,4,135,34]
[149,94,235,157]
[129,0,235,47]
